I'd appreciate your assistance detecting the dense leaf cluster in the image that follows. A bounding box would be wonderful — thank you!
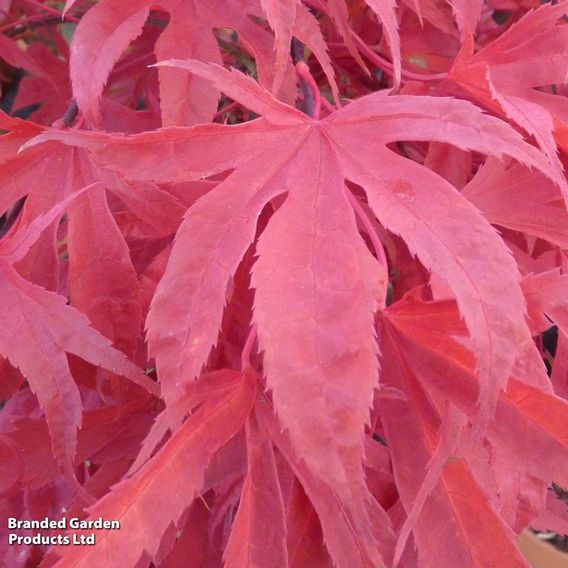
[1,1,568,566]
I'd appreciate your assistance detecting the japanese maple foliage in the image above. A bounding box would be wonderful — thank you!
[1,0,568,567]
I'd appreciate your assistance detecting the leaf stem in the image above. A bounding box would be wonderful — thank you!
[352,33,448,83]
[61,99,78,127]
[214,100,239,121]
[241,324,257,371]
[291,37,322,119]
[50,99,79,128]
[295,61,321,120]
[320,96,336,114]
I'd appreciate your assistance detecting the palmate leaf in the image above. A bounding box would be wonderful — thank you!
[378,302,531,566]
[448,1,568,181]
[255,397,394,568]
[0,187,158,491]
[378,293,568,561]
[462,158,568,250]
[69,0,338,127]
[223,409,288,567]
[400,0,482,35]
[3,1,568,566]
[35,59,567,563]
[47,369,255,566]
[0,120,157,356]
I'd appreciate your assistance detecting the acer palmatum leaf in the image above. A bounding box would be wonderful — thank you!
[285,479,334,566]
[0,270,158,443]
[32,62,562,556]
[47,369,255,567]
[521,270,568,337]
[320,0,401,85]
[69,0,337,127]
[251,131,386,506]
[293,3,340,106]
[378,303,534,566]
[0,34,57,89]
[379,296,568,548]
[2,2,568,567]
[261,0,297,96]
[397,0,452,36]
[127,369,241,475]
[0,183,157,467]
[0,112,43,164]
[462,158,568,249]
[256,398,394,568]
[40,61,565,538]
[2,123,150,358]
[67,186,143,359]
[448,0,483,35]
[400,0,481,36]
[362,0,401,85]
[377,363,531,567]
[449,1,568,181]
[0,183,97,262]
[69,0,151,127]
[223,409,288,567]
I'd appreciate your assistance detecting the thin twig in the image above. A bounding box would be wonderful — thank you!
[20,0,80,23]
